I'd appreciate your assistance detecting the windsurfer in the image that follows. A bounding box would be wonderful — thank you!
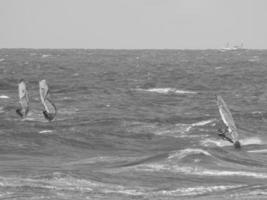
[16,79,29,118]
[217,95,241,149]
[217,123,241,148]
[39,79,57,121]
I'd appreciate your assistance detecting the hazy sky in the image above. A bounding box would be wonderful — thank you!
[0,0,266,49]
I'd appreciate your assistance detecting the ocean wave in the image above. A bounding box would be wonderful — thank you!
[154,120,214,137]
[127,122,196,138]
[241,137,263,145]
[0,174,249,198]
[196,168,267,178]
[102,188,144,196]
[154,124,193,137]
[63,156,125,166]
[106,183,245,197]
[126,120,211,138]
[168,148,212,160]
[0,174,146,197]
[156,184,245,197]
[136,88,197,94]
[136,163,267,179]
[191,119,215,127]
[201,138,233,147]
[0,175,95,192]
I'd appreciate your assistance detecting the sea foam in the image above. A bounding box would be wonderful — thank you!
[136,88,197,94]
[0,95,9,99]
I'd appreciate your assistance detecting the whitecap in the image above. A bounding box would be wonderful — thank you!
[0,58,5,62]
[153,123,201,138]
[158,184,244,196]
[173,89,197,94]
[192,119,215,127]
[201,137,263,147]
[72,73,79,76]
[248,56,260,62]
[241,137,262,145]
[62,96,72,100]
[0,95,9,99]
[126,121,202,138]
[39,130,53,134]
[195,168,267,179]
[247,149,267,153]
[103,188,144,196]
[168,148,212,160]
[137,163,267,179]
[201,138,232,147]
[154,124,191,137]
[41,54,50,58]
[64,156,124,165]
[136,88,197,94]
[251,111,262,114]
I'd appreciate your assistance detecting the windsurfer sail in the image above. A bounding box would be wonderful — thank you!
[39,80,57,121]
[16,80,30,118]
[216,95,241,149]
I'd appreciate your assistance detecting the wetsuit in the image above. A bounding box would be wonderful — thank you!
[16,107,29,118]
[43,110,55,121]
[218,126,241,149]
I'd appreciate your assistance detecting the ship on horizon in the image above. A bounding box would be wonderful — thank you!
[220,42,244,51]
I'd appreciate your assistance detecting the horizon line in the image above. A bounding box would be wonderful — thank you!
[1,47,266,50]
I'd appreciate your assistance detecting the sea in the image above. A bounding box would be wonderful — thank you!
[0,49,266,200]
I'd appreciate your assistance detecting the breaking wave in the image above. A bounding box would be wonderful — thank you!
[135,162,267,179]
[168,148,212,160]
[201,137,263,147]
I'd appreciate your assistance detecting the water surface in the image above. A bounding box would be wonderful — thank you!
[0,49,266,199]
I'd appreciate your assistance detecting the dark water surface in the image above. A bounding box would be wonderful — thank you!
[0,49,266,199]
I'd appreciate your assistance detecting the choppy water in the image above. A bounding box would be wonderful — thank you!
[0,49,267,199]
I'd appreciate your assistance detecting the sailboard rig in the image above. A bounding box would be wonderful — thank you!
[39,80,57,121]
[216,95,241,148]
[16,80,30,118]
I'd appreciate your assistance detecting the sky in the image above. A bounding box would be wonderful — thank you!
[0,0,266,49]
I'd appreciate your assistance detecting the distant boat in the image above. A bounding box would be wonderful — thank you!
[16,80,30,118]
[216,95,241,149]
[39,80,57,121]
[220,43,244,51]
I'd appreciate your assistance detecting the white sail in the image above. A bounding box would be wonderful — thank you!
[39,80,56,120]
[18,80,29,117]
[216,95,239,142]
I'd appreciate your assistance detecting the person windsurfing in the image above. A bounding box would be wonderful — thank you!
[216,95,241,149]
[39,79,57,121]
[16,79,30,118]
